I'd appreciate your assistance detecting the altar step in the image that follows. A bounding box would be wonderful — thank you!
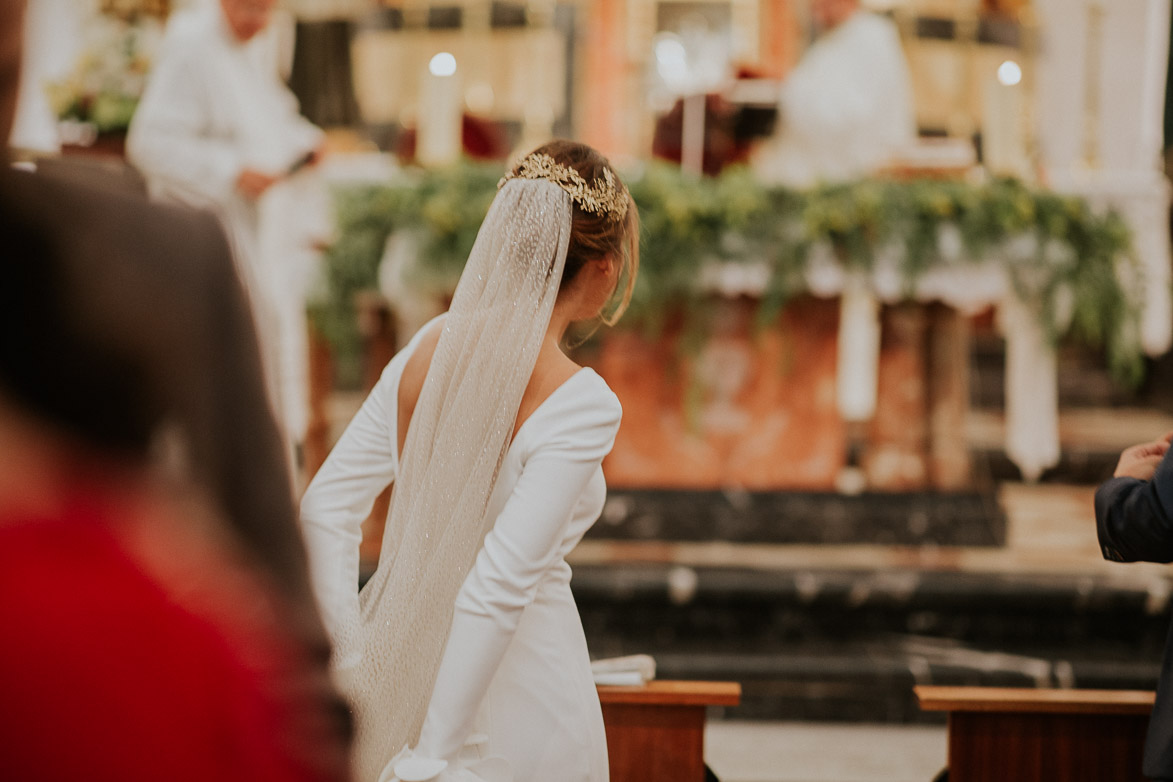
[969,333,1148,410]
[568,408,1173,553]
[966,406,1173,483]
[571,564,1170,723]
[591,489,1006,547]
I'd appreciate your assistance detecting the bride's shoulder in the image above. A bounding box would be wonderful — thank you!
[575,368,621,413]
[518,369,620,461]
[533,368,622,434]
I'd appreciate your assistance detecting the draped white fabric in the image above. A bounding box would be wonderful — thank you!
[705,232,1102,482]
[334,179,573,782]
[1033,0,1173,357]
[836,277,882,424]
[999,294,1060,482]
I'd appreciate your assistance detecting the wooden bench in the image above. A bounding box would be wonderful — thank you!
[598,681,741,782]
[916,685,1155,782]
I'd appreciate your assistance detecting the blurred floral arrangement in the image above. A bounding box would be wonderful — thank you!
[100,0,170,17]
[46,10,163,137]
[320,162,1140,383]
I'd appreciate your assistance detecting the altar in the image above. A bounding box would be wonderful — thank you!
[313,165,1145,506]
[293,0,1168,505]
[22,0,1172,499]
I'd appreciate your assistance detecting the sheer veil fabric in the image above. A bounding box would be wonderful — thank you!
[335,179,574,781]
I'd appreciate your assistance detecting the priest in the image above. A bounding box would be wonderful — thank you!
[753,0,917,481]
[754,0,916,187]
[127,0,324,449]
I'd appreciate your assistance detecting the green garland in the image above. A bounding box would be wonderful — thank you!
[317,160,1142,386]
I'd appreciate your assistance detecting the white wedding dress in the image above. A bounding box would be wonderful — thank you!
[301,316,619,782]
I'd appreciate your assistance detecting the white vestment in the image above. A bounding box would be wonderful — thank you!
[753,11,916,432]
[754,11,916,187]
[127,3,323,441]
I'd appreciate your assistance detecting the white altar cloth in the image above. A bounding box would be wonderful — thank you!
[702,227,1154,482]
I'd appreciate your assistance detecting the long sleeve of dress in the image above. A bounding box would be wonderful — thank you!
[299,364,399,639]
[412,382,621,766]
[1095,447,1173,564]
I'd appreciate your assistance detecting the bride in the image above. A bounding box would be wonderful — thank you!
[299,140,639,782]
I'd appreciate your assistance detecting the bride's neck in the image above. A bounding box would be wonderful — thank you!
[546,300,575,351]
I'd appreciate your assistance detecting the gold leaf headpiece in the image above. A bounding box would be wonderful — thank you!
[498,153,629,224]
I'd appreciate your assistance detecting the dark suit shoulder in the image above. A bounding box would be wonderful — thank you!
[3,163,225,256]
[1095,462,1173,565]
[3,163,244,321]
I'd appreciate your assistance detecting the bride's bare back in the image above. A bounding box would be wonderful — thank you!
[396,318,581,460]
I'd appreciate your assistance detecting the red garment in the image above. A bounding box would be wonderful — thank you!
[0,499,347,782]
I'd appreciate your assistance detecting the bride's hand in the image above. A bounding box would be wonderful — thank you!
[378,746,447,782]
[378,746,511,782]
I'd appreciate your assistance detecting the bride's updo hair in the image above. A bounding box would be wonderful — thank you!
[522,140,640,326]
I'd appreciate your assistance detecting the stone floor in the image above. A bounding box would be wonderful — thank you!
[704,721,947,782]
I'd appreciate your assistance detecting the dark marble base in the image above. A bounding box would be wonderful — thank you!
[573,565,1169,722]
[588,489,1007,547]
[975,448,1118,485]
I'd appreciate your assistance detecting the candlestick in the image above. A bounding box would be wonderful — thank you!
[680,93,706,178]
[418,52,462,167]
[982,64,1029,178]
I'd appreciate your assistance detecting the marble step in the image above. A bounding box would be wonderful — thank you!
[965,407,1173,484]
[588,489,1006,547]
[572,564,1171,722]
[649,646,1161,723]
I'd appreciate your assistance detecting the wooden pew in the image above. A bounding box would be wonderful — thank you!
[598,681,741,782]
[916,685,1154,782]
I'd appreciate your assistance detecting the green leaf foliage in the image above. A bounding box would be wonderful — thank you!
[320,161,1143,384]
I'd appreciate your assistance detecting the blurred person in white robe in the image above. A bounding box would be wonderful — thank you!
[754,0,917,466]
[754,0,916,188]
[127,0,325,457]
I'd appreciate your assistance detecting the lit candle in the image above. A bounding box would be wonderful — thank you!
[418,52,462,166]
[982,60,1029,178]
[680,93,706,177]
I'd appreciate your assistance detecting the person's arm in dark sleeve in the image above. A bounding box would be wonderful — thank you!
[1096,443,1173,564]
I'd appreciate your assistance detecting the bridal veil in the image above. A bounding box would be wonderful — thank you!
[337,177,574,781]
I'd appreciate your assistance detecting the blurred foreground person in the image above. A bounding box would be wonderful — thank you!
[0,188,350,782]
[0,2,349,777]
[0,401,345,782]
[128,0,325,446]
[1095,432,1173,781]
[753,0,915,186]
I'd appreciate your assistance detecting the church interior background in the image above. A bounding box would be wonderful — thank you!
[14,0,1173,778]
